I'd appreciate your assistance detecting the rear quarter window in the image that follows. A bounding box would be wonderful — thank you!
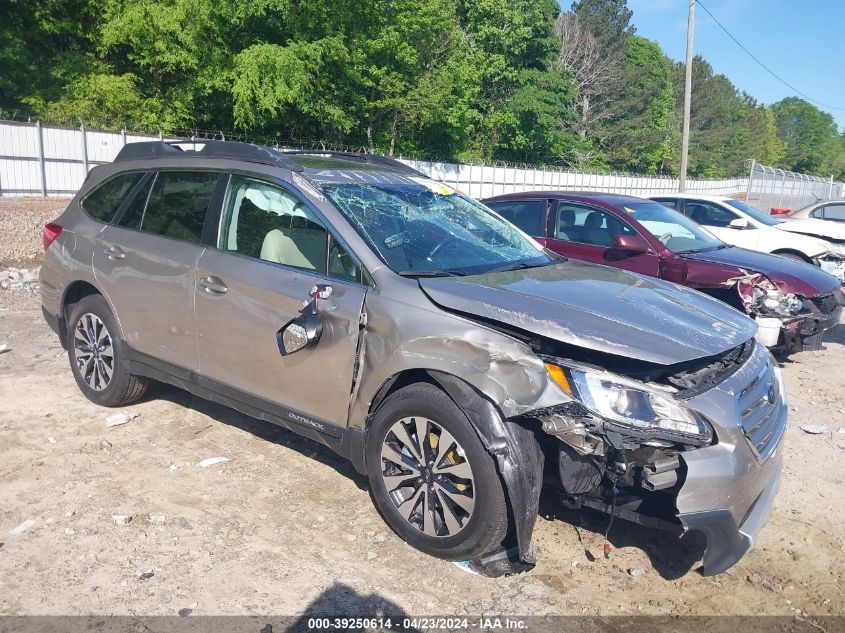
[81,173,145,223]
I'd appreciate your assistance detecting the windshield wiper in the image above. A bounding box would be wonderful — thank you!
[486,258,561,274]
[397,270,469,278]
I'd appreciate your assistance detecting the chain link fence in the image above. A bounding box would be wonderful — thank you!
[1,117,842,209]
[745,159,844,213]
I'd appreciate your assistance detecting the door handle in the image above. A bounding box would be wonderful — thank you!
[200,275,228,295]
[104,245,125,260]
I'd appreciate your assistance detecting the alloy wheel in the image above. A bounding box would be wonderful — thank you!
[380,416,476,538]
[73,313,114,391]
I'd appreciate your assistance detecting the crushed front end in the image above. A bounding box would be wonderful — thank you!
[521,340,785,575]
[737,274,844,352]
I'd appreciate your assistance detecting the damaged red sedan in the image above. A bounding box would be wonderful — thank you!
[483,192,843,352]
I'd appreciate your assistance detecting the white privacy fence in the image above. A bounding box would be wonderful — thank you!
[400,158,747,200]
[1,119,842,212]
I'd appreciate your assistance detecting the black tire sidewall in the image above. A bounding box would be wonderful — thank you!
[66,294,136,407]
[366,384,508,561]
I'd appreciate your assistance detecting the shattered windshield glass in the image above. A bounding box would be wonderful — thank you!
[622,201,725,253]
[316,177,555,276]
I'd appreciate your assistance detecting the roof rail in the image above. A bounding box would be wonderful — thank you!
[279,150,426,177]
[114,140,304,172]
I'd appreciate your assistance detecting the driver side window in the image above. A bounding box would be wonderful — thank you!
[555,204,634,247]
[219,176,360,282]
[684,201,739,227]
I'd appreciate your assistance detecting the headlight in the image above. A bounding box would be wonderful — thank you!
[758,288,803,316]
[545,363,712,444]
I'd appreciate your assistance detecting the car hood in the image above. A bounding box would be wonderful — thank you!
[681,246,840,297]
[418,260,756,365]
[776,218,845,242]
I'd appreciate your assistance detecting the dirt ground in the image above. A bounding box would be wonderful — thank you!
[0,198,844,624]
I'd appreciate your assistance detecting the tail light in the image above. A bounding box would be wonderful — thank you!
[770,208,791,216]
[43,223,63,250]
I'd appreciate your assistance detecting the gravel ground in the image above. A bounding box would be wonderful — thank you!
[0,198,843,626]
[0,197,69,267]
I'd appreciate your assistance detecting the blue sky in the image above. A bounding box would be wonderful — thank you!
[565,0,845,132]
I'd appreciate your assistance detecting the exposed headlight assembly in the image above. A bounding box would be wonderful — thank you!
[757,288,804,316]
[545,363,713,445]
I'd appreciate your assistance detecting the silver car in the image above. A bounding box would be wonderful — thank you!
[40,141,784,576]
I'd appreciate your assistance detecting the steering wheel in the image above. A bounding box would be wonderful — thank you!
[658,232,672,245]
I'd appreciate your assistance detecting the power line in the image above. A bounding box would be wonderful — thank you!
[695,0,845,111]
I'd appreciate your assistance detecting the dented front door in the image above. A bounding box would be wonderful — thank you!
[194,249,367,434]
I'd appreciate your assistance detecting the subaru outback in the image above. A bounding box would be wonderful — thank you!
[41,141,785,576]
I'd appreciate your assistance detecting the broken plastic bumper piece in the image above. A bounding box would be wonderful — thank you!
[678,454,782,575]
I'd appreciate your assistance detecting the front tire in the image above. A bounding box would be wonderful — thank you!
[366,383,509,561]
[67,294,148,407]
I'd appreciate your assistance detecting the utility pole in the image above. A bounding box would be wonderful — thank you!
[680,0,695,193]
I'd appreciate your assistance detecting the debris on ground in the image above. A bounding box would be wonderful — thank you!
[139,571,154,581]
[47,436,56,444]
[175,517,192,530]
[628,568,646,577]
[111,515,133,526]
[199,456,229,468]
[9,519,37,535]
[800,425,829,434]
[148,514,166,525]
[761,579,784,593]
[178,608,193,617]
[0,343,8,354]
[104,412,139,428]
[100,439,112,450]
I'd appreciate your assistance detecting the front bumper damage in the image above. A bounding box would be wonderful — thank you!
[527,341,786,576]
[740,276,844,352]
[816,253,845,282]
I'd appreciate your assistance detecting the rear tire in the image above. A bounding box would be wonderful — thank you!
[66,294,148,407]
[366,383,509,561]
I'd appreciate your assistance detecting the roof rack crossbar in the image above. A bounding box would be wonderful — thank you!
[114,140,304,172]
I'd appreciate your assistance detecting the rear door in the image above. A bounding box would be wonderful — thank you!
[546,202,661,276]
[193,174,367,434]
[93,170,224,371]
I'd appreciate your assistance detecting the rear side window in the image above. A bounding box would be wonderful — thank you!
[81,173,144,222]
[140,171,219,243]
[486,200,546,237]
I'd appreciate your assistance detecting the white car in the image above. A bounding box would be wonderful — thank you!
[650,193,845,282]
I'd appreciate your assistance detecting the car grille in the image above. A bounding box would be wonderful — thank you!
[811,293,839,316]
[736,356,786,460]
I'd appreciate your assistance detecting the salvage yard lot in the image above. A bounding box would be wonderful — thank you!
[0,198,844,620]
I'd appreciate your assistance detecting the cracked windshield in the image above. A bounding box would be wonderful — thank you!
[317,177,556,276]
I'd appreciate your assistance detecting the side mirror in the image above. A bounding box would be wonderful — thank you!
[611,234,650,254]
[728,217,750,230]
[276,284,332,356]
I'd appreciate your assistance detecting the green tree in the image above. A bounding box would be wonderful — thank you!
[771,97,844,177]
[602,36,673,173]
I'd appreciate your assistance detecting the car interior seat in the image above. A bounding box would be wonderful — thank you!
[557,208,575,240]
[582,211,612,246]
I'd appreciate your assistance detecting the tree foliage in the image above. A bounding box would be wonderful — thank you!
[1,0,842,178]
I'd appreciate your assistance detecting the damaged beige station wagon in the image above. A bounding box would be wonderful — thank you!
[41,141,785,576]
